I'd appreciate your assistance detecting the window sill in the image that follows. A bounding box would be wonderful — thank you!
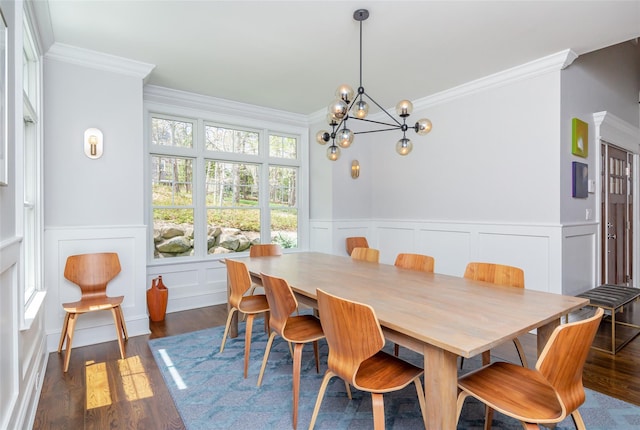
[21,291,47,331]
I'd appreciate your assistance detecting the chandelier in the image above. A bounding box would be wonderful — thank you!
[316,9,432,161]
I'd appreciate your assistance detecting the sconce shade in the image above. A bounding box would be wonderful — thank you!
[84,128,103,159]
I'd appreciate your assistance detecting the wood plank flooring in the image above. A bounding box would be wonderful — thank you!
[33,302,640,429]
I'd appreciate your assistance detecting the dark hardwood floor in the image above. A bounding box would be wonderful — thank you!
[33,302,640,429]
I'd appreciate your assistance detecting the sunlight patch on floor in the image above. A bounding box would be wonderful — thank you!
[85,360,111,409]
[159,349,187,390]
[118,355,154,401]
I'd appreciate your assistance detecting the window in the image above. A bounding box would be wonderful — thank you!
[22,12,43,322]
[149,115,303,260]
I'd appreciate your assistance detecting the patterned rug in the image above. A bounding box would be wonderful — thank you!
[148,321,640,429]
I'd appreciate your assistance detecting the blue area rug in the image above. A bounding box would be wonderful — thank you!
[148,321,640,429]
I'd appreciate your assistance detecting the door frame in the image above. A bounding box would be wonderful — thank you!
[594,112,640,287]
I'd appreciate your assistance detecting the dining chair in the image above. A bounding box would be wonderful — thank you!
[220,259,270,378]
[393,253,435,356]
[462,261,528,368]
[247,243,283,295]
[57,252,128,372]
[394,253,435,273]
[457,307,604,430]
[345,236,369,256]
[257,273,324,430]
[309,289,427,430]
[351,247,379,263]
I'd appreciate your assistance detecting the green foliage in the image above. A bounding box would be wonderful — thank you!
[272,232,297,249]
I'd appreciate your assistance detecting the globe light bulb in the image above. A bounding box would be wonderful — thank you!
[328,99,348,120]
[352,100,369,119]
[316,130,330,145]
[335,85,355,104]
[327,145,341,161]
[395,100,413,117]
[415,118,432,135]
[326,112,339,126]
[396,137,413,156]
[337,129,354,148]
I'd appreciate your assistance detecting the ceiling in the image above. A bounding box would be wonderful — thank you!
[39,1,640,116]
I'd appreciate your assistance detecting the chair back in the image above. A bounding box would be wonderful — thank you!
[64,253,121,299]
[351,247,379,263]
[346,237,369,255]
[260,273,298,336]
[463,262,524,288]
[225,259,253,308]
[537,307,603,414]
[395,253,435,273]
[317,289,384,384]
[249,243,283,257]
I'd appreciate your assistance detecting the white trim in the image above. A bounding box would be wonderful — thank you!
[144,85,308,126]
[45,42,155,80]
[593,111,640,286]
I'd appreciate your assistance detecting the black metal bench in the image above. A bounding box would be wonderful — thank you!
[577,284,640,354]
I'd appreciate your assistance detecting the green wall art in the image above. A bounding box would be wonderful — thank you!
[572,118,588,158]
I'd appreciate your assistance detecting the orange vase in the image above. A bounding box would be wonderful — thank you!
[147,276,168,322]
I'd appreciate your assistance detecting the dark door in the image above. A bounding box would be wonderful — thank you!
[601,143,633,285]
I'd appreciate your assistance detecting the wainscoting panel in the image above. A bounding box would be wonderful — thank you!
[147,260,228,313]
[311,219,581,295]
[0,239,19,430]
[562,225,597,296]
[44,226,149,352]
[416,229,472,276]
[476,232,550,292]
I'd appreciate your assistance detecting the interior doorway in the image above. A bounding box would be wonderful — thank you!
[601,142,633,285]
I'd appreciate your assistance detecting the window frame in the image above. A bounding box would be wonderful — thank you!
[20,8,45,330]
[145,99,308,265]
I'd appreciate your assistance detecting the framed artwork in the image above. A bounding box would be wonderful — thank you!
[571,118,588,158]
[572,161,588,198]
[0,9,6,186]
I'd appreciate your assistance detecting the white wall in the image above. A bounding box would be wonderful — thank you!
[42,46,153,350]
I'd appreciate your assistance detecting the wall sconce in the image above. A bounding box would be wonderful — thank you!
[351,160,360,179]
[84,128,103,159]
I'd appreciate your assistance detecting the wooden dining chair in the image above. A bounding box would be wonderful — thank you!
[394,253,435,273]
[257,273,324,430]
[462,261,529,368]
[457,308,604,430]
[57,252,128,372]
[220,259,270,378]
[247,243,283,295]
[393,253,435,356]
[309,289,427,430]
[351,247,379,263]
[345,236,369,256]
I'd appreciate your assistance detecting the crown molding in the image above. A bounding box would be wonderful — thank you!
[45,43,155,81]
[593,111,640,153]
[413,49,577,111]
[144,85,308,127]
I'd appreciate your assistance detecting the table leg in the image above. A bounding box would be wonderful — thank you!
[423,342,458,430]
[536,317,560,355]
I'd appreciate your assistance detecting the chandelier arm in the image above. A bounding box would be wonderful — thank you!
[362,91,403,127]
[350,117,401,128]
[354,127,402,135]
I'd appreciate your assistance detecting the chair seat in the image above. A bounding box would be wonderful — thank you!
[238,294,269,314]
[62,295,124,313]
[354,351,424,393]
[282,315,324,343]
[458,361,563,422]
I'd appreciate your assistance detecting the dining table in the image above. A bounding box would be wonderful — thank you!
[224,252,589,430]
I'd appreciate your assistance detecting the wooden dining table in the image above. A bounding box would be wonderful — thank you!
[225,252,589,430]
